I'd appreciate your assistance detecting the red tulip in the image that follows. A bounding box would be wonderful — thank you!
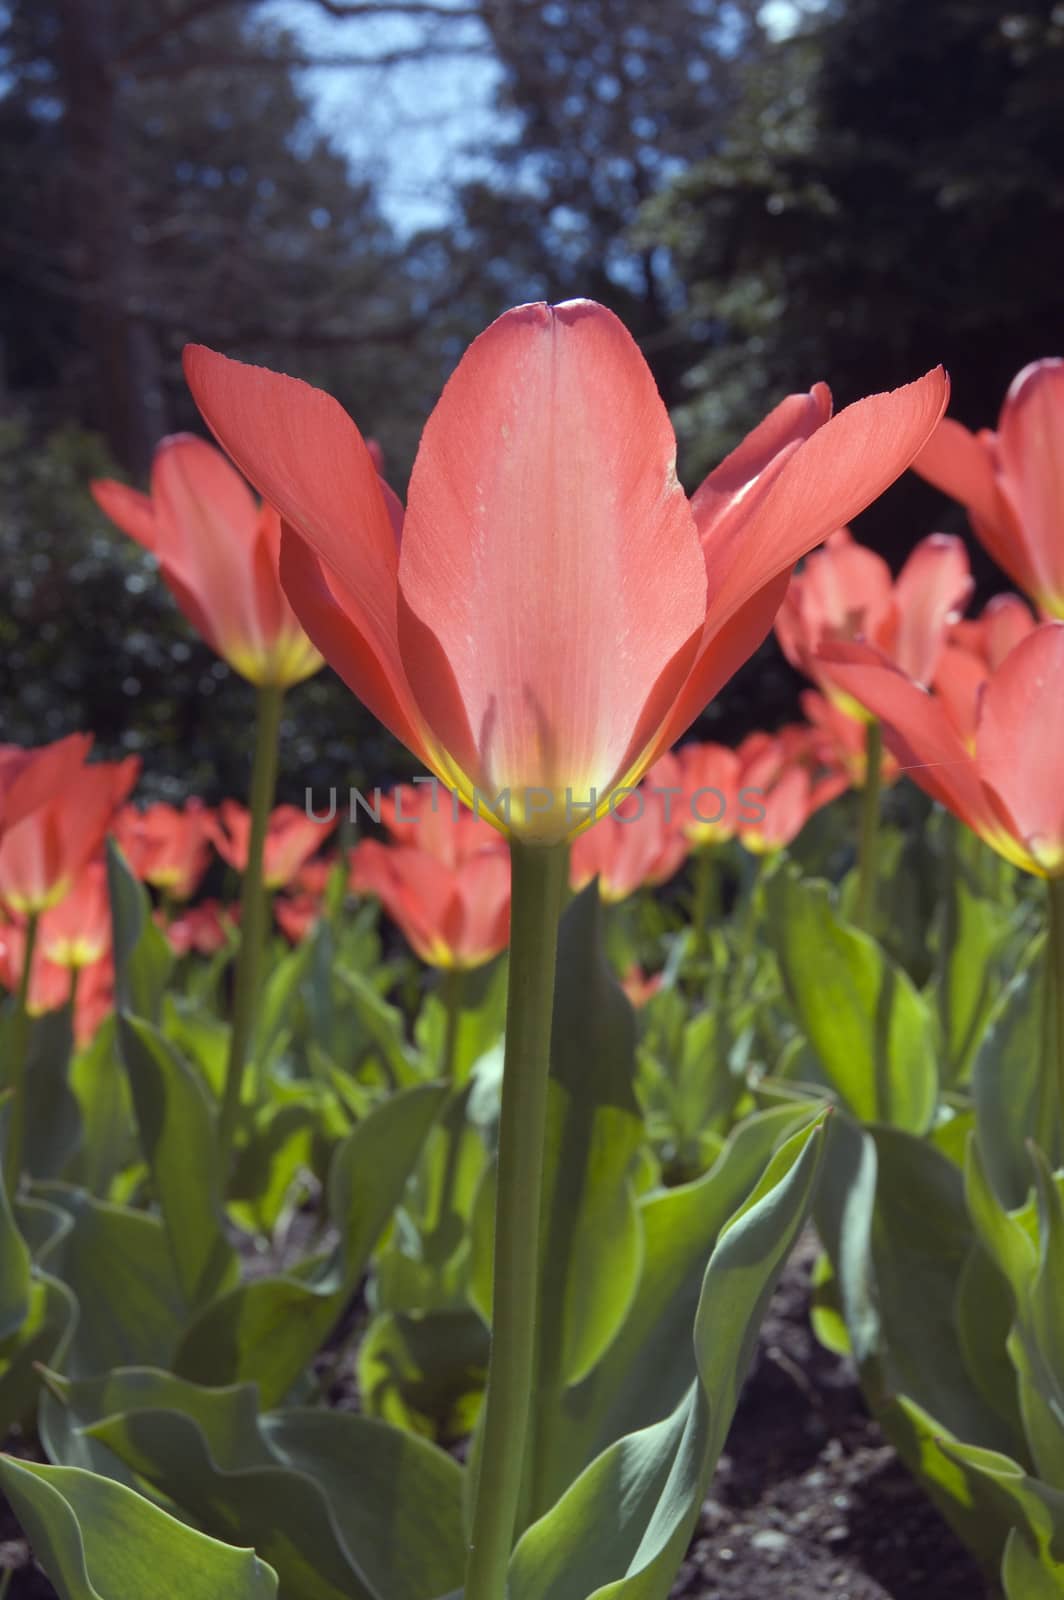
[114,799,213,900]
[801,689,900,788]
[737,733,849,855]
[823,622,1064,877]
[0,920,113,1045]
[570,785,688,902]
[161,900,237,957]
[948,592,1037,671]
[380,782,502,865]
[92,435,324,687]
[0,744,138,915]
[655,743,743,848]
[914,359,1064,618]
[274,894,321,944]
[776,527,973,702]
[211,801,334,890]
[183,302,947,843]
[621,964,663,1009]
[351,838,510,969]
[36,861,111,968]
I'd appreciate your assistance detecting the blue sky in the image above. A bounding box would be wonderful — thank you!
[263,0,507,233]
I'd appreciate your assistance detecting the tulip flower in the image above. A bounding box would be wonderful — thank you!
[621,964,663,1009]
[737,738,849,856]
[351,838,510,971]
[569,785,688,903]
[36,861,110,969]
[658,742,743,850]
[115,800,214,901]
[380,781,502,863]
[0,746,138,917]
[211,801,334,891]
[0,924,112,1046]
[184,303,946,846]
[777,527,973,701]
[914,359,1064,618]
[948,592,1037,671]
[822,623,1064,879]
[183,301,946,1599]
[274,894,321,944]
[162,900,237,958]
[92,435,324,689]
[801,689,900,788]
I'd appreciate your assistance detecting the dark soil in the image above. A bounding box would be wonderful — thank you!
[0,1233,988,1599]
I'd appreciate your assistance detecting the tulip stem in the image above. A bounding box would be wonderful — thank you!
[4,911,40,1199]
[217,683,284,1177]
[464,838,569,1600]
[1046,878,1064,1163]
[691,846,718,962]
[854,719,883,932]
[440,968,464,1082]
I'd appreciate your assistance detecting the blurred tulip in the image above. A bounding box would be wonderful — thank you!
[776,527,973,702]
[823,622,1064,877]
[114,799,213,900]
[737,734,849,855]
[621,964,663,1009]
[0,919,112,1046]
[914,359,1064,618]
[380,782,502,864]
[162,900,237,957]
[0,744,138,915]
[184,303,947,843]
[655,742,743,848]
[211,801,334,890]
[570,785,688,902]
[0,733,92,836]
[801,689,900,788]
[352,838,510,969]
[275,894,321,943]
[92,435,324,687]
[948,592,1038,670]
[36,860,110,968]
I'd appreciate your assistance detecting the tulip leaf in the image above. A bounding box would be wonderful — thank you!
[973,955,1047,1209]
[931,869,1023,1088]
[24,1008,82,1180]
[117,1013,238,1310]
[43,1366,465,1600]
[174,1083,446,1403]
[0,1455,278,1600]
[106,837,173,1024]
[34,1182,186,1377]
[506,1113,827,1598]
[764,867,938,1132]
[67,1020,136,1198]
[0,1101,31,1338]
[357,1306,489,1441]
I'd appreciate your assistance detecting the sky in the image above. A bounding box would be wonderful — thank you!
[264,0,507,233]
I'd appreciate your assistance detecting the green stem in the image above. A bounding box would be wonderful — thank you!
[691,845,718,961]
[464,838,569,1600]
[217,683,284,1175]
[4,911,40,1199]
[854,719,884,932]
[1044,878,1064,1165]
[440,967,464,1082]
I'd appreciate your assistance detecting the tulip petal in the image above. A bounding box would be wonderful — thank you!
[819,642,996,838]
[690,383,832,533]
[397,301,707,811]
[182,345,403,685]
[996,359,1064,610]
[280,529,436,765]
[705,368,950,628]
[890,533,973,683]
[90,480,157,551]
[976,623,1064,873]
[913,416,1031,595]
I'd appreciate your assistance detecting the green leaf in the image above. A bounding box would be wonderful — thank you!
[764,868,938,1132]
[106,838,173,1024]
[931,870,1022,1088]
[0,1101,31,1338]
[358,1307,489,1441]
[174,1083,446,1404]
[34,1183,185,1377]
[67,1021,136,1198]
[117,1014,238,1310]
[506,1114,827,1599]
[973,956,1046,1209]
[0,1455,277,1600]
[24,1008,82,1180]
[43,1367,466,1600]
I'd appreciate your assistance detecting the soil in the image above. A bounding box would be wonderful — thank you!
[0,1233,988,1599]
